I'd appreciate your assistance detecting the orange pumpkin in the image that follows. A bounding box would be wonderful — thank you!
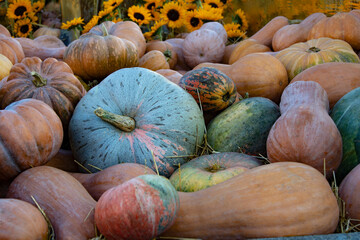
[16,37,66,60]
[0,24,11,37]
[146,40,178,69]
[139,50,170,71]
[0,34,25,64]
[228,38,271,64]
[0,54,12,80]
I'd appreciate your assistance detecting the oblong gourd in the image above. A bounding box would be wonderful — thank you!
[228,38,271,64]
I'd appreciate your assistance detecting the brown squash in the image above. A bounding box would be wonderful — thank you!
[0,57,86,132]
[16,37,66,60]
[155,69,183,85]
[69,163,156,200]
[194,53,288,103]
[0,198,48,240]
[266,81,342,178]
[146,40,178,69]
[0,99,63,181]
[7,166,96,240]
[228,38,271,64]
[162,162,339,239]
[0,53,12,80]
[33,26,61,38]
[139,50,170,71]
[250,16,289,48]
[0,24,11,37]
[45,149,78,172]
[0,34,25,64]
[291,62,360,108]
[272,12,326,51]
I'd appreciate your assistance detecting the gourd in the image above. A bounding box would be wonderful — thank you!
[0,54,12,80]
[139,50,170,71]
[16,37,66,60]
[33,26,61,38]
[155,69,183,85]
[0,34,25,64]
[228,38,271,64]
[0,24,11,37]
[146,40,178,69]
[165,38,191,71]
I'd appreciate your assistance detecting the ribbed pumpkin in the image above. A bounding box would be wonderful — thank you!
[0,34,25,64]
[179,67,237,112]
[0,57,86,131]
[0,99,63,181]
[0,54,12,80]
[63,28,139,81]
[0,24,11,37]
[146,40,178,69]
[139,50,170,71]
[16,37,66,60]
[33,27,61,38]
[276,37,360,80]
[69,67,205,177]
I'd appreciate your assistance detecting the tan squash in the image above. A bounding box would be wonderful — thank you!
[139,50,170,71]
[194,53,288,103]
[291,62,360,108]
[228,38,271,64]
[222,43,238,64]
[0,24,11,37]
[7,166,96,240]
[16,37,66,60]
[272,12,326,51]
[0,53,12,80]
[250,16,289,48]
[165,38,191,71]
[33,27,61,38]
[146,40,178,69]
[45,149,78,172]
[156,69,183,85]
[200,21,227,44]
[34,35,66,48]
[162,162,339,239]
[0,34,25,64]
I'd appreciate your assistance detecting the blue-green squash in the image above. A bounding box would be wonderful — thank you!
[69,67,205,177]
[207,97,281,156]
[330,87,360,182]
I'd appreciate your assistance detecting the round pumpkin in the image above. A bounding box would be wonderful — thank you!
[276,37,360,80]
[33,26,61,38]
[63,30,139,81]
[165,38,191,71]
[69,67,205,177]
[200,21,227,44]
[0,54,12,80]
[139,50,170,71]
[0,34,25,64]
[0,99,63,181]
[146,40,178,69]
[0,57,86,132]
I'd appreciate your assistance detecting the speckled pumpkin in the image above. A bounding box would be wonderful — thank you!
[69,67,205,177]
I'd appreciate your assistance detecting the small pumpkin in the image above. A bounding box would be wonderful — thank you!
[146,40,178,69]
[0,34,25,64]
[200,21,227,44]
[165,38,191,71]
[228,38,271,64]
[139,50,170,71]
[33,26,61,38]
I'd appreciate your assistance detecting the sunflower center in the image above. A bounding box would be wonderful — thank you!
[111,2,116,6]
[220,0,227,4]
[20,24,29,34]
[134,12,145,20]
[190,17,200,27]
[147,3,155,10]
[15,6,27,16]
[167,9,180,21]
[209,3,219,8]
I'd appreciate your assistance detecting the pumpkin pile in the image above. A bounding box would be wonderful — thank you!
[1,7,360,240]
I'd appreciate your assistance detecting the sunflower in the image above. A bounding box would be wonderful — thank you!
[143,19,168,40]
[219,0,232,5]
[103,0,123,10]
[128,5,152,26]
[7,0,32,19]
[112,18,123,23]
[14,18,32,37]
[204,0,224,9]
[160,1,186,29]
[32,1,45,13]
[183,3,198,11]
[195,3,223,21]
[223,22,240,32]
[184,10,203,32]
[61,17,84,30]
[144,0,162,11]
[150,9,161,21]
[27,12,38,22]
[223,23,246,39]
[98,6,115,19]
[234,8,248,31]
[82,16,100,34]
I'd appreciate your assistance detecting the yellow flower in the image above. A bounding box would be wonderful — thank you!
[103,0,123,10]
[160,1,186,29]
[220,0,232,5]
[27,11,38,22]
[98,6,114,18]
[234,8,248,32]
[151,9,161,21]
[227,29,246,39]
[223,22,240,32]
[14,18,32,37]
[112,18,123,23]
[144,0,162,11]
[143,19,167,40]
[32,1,45,13]
[195,3,223,21]
[183,3,197,11]
[7,0,32,20]
[184,10,203,32]
[128,5,152,26]
[82,16,100,34]
[204,0,224,9]
[61,17,84,30]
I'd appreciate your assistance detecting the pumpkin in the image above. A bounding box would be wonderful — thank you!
[308,11,360,50]
[276,37,360,80]
[0,198,48,240]
[0,57,86,132]
[139,50,170,71]
[69,67,205,177]
[0,24,11,37]
[194,53,288,103]
[272,12,326,51]
[291,62,360,108]
[46,149,78,172]
[179,67,237,112]
[7,166,96,240]
[207,97,280,156]
[250,16,289,48]
[200,21,227,44]
[0,99,63,181]
[0,54,12,80]
[330,87,360,182]
[33,35,66,48]
[33,26,61,38]
[146,40,178,69]
[222,43,238,64]
[267,81,342,178]
[69,163,156,200]
[63,28,139,81]
[183,29,225,68]
[89,21,146,58]
[162,162,339,239]
[165,38,191,71]
[16,37,66,60]
[155,69,183,85]
[0,34,25,64]
[95,175,179,240]
[228,38,271,64]
[169,152,262,192]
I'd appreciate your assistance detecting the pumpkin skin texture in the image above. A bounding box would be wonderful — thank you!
[165,38,191,71]
[0,24,11,37]
[69,163,156,200]
[0,57,86,132]
[33,26,61,38]
[69,67,205,177]
[169,152,262,192]
[207,97,281,156]
[155,69,183,85]
[330,87,360,182]
[63,32,139,81]
[267,81,342,178]
[7,166,97,240]
[179,67,237,112]
[200,21,227,44]
[139,50,170,71]
[0,198,48,240]
[146,40,178,69]
[33,35,66,48]
[162,162,339,239]
[0,34,25,64]
[0,53,12,80]
[276,37,360,80]
[228,38,271,64]
[291,62,360,108]
[95,174,179,240]
[16,37,66,60]
[0,99,63,181]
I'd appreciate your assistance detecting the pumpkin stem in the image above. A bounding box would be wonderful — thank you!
[94,107,135,132]
[101,23,109,36]
[307,46,321,53]
[30,71,47,87]
[205,163,225,173]
[163,49,172,63]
